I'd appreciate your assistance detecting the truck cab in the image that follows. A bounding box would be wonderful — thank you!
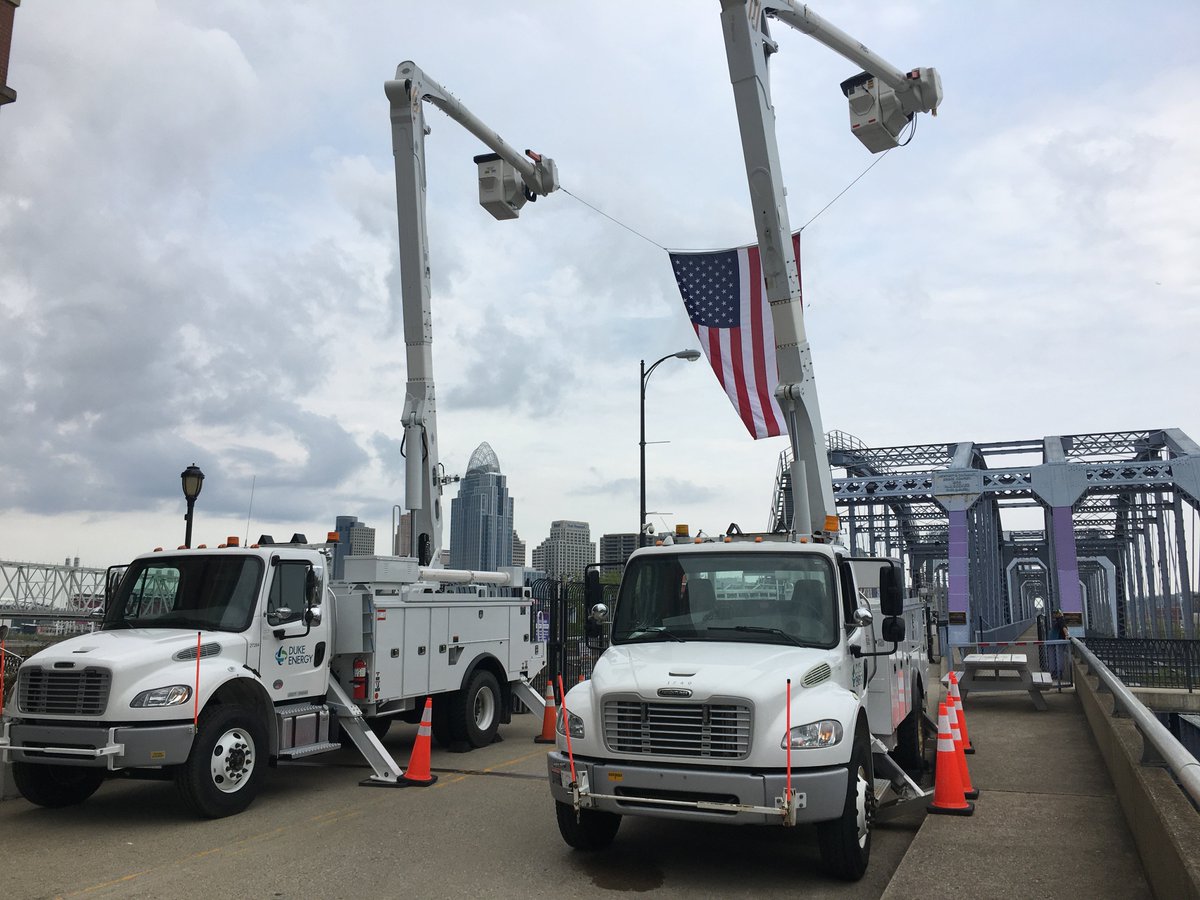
[2,542,333,817]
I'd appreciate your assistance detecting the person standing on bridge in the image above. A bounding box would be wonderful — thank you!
[1048,609,1069,681]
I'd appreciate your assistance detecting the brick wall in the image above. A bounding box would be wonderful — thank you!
[1,0,19,106]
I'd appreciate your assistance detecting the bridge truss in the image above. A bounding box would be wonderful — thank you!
[0,559,108,616]
[770,428,1200,644]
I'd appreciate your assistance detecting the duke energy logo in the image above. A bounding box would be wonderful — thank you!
[275,644,313,666]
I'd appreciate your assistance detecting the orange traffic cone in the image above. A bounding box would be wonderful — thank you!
[946,699,978,800]
[928,701,974,816]
[401,697,438,786]
[534,681,557,744]
[948,671,974,754]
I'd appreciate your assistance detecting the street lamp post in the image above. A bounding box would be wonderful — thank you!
[640,349,701,547]
[180,464,205,549]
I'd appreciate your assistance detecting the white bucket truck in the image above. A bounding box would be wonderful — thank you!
[1,538,544,817]
[549,1,943,881]
[0,60,562,818]
[548,538,929,880]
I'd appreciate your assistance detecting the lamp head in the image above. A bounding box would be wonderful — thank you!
[675,349,701,361]
[180,464,205,501]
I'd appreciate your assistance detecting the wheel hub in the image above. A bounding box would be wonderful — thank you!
[474,687,495,730]
[210,728,255,793]
[854,765,872,848]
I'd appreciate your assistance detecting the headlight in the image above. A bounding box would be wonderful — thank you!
[130,685,193,708]
[556,707,585,738]
[781,719,843,749]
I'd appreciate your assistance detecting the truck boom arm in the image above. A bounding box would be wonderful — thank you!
[718,2,940,538]
[384,62,558,566]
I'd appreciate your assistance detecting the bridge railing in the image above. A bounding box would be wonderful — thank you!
[1072,637,1200,808]
[1083,637,1198,693]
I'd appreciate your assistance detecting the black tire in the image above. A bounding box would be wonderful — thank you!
[450,669,502,749]
[430,693,455,748]
[554,800,621,850]
[817,726,874,882]
[175,705,266,819]
[367,716,392,740]
[893,680,926,772]
[12,763,105,808]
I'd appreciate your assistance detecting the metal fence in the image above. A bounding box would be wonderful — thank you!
[528,573,618,701]
[1083,638,1200,693]
[1,646,22,703]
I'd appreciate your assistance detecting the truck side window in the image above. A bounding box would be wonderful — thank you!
[267,562,308,624]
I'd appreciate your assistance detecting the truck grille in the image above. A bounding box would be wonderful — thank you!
[17,666,112,716]
[603,699,752,759]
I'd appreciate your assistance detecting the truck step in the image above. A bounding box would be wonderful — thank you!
[278,740,342,760]
[276,702,328,719]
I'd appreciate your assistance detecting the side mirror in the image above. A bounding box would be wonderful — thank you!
[584,569,602,609]
[881,615,906,643]
[306,568,321,608]
[304,605,322,627]
[267,607,294,627]
[879,565,904,617]
[585,603,609,650]
[852,607,873,629]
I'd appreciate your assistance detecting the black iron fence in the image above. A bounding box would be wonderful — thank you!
[529,572,618,701]
[1083,638,1200,692]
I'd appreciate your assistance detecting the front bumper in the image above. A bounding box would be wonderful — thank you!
[547,751,847,825]
[0,720,195,769]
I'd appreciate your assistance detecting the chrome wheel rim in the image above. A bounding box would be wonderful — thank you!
[854,764,870,847]
[473,687,496,731]
[210,727,255,793]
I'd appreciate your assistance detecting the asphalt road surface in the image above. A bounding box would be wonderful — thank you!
[2,714,924,899]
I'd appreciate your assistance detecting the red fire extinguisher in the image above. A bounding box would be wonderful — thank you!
[351,657,368,700]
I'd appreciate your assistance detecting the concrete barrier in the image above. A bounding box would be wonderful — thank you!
[1075,659,1200,900]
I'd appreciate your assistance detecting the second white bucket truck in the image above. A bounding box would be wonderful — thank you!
[547,2,943,881]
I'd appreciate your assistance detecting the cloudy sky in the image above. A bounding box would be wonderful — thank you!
[1,1,1197,568]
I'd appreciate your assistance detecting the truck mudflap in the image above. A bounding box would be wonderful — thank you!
[0,720,195,769]
[547,751,846,825]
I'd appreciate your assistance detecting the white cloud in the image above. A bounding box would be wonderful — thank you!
[0,1,1197,566]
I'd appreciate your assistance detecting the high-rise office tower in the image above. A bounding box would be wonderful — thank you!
[531,520,596,580]
[449,442,514,572]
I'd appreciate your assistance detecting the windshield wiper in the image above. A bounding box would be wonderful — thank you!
[618,626,687,643]
[128,615,209,630]
[707,625,804,646]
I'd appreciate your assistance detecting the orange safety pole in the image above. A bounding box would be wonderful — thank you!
[193,631,201,727]
[556,674,576,784]
[785,678,792,801]
[0,634,7,719]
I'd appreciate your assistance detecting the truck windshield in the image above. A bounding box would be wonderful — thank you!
[104,556,264,633]
[611,552,838,648]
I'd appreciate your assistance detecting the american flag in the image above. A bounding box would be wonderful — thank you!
[668,234,801,439]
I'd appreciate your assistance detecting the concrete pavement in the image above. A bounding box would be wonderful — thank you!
[883,680,1152,900]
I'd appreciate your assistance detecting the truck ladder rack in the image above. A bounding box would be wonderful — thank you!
[325,679,407,787]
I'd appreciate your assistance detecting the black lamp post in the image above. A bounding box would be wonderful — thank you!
[640,349,701,547]
[180,464,205,548]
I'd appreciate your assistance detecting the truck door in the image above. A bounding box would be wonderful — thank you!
[259,557,329,703]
